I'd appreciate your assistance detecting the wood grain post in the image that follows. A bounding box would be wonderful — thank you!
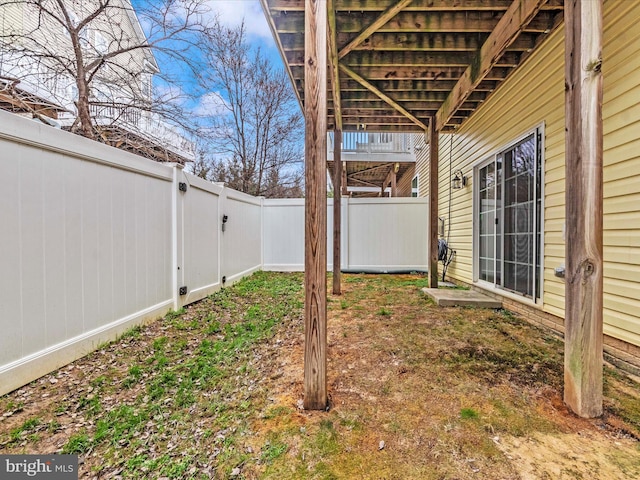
[333,129,342,295]
[303,0,328,411]
[429,121,439,288]
[564,0,604,418]
[391,168,397,197]
[341,165,348,196]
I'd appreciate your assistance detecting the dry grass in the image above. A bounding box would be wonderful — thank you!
[1,272,639,479]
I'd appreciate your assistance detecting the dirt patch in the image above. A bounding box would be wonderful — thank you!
[1,273,639,479]
[247,274,640,479]
[497,432,640,479]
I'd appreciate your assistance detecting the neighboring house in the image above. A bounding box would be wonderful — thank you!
[0,0,195,164]
[411,0,640,371]
[327,131,416,197]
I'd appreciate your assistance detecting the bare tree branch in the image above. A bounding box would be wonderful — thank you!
[193,19,303,197]
[0,0,208,162]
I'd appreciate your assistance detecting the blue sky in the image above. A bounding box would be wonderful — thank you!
[205,0,283,66]
[191,0,288,115]
[133,0,288,121]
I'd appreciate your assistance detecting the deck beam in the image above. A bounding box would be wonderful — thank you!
[338,0,414,59]
[435,0,547,131]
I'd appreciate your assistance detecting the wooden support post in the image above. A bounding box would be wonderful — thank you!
[303,0,328,411]
[564,0,604,418]
[382,165,398,197]
[341,163,348,196]
[328,0,341,297]
[391,165,397,197]
[333,130,342,295]
[429,121,439,288]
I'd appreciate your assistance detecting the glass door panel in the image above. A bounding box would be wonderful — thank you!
[478,162,496,284]
[476,131,541,300]
[501,134,535,298]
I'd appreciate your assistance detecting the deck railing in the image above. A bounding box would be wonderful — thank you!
[328,132,414,160]
[89,104,195,160]
[329,131,411,153]
[1,51,195,160]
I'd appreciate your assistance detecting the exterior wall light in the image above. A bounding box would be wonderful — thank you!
[452,169,467,189]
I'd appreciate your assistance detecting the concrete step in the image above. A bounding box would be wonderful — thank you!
[422,288,502,308]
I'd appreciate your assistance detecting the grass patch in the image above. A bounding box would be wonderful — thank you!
[63,432,91,454]
[460,408,479,420]
[1,272,638,480]
[261,440,288,463]
[9,418,40,444]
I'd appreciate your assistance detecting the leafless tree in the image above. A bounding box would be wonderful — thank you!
[195,20,304,198]
[0,0,208,147]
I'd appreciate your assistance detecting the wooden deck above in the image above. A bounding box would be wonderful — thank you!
[261,0,564,133]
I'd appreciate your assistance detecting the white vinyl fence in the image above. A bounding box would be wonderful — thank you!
[263,198,429,272]
[0,110,428,396]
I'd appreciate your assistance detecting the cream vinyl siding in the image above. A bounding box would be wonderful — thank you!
[415,0,640,347]
[1,0,152,100]
[431,24,564,298]
[601,0,640,348]
[0,3,23,36]
[413,135,430,198]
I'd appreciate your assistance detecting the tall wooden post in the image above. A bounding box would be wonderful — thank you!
[303,0,328,410]
[391,168,397,197]
[341,165,348,196]
[333,130,342,295]
[564,0,604,418]
[429,121,439,288]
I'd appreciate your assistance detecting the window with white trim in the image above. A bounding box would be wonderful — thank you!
[411,175,418,197]
[140,72,152,100]
[474,127,543,300]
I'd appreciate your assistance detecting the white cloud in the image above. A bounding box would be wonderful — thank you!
[154,81,189,105]
[194,91,229,116]
[205,0,274,41]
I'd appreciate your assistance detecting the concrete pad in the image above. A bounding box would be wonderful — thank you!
[422,288,502,308]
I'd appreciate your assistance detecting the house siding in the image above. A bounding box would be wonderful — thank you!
[0,3,22,35]
[413,136,430,198]
[417,0,640,350]
[0,0,153,105]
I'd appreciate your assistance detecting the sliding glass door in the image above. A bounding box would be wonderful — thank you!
[475,130,542,300]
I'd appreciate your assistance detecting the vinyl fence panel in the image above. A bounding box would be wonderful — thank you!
[263,197,428,272]
[181,172,223,305]
[220,189,263,284]
[263,199,306,271]
[346,198,429,271]
[0,110,430,397]
[0,112,175,395]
